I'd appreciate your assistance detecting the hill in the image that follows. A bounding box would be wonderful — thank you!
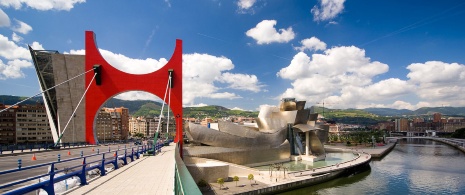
[411,107,465,116]
[0,95,43,105]
[183,105,258,119]
[363,108,411,116]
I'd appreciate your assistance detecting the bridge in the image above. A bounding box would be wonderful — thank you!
[0,31,201,194]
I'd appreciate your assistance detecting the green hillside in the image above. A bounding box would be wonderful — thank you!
[183,105,258,119]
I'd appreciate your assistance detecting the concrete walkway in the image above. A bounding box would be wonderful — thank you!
[65,144,175,195]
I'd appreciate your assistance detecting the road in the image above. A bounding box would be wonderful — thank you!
[0,143,144,194]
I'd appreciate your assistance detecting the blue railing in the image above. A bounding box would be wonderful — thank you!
[0,143,165,195]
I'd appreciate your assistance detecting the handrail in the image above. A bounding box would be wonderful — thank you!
[0,143,165,195]
[174,143,201,195]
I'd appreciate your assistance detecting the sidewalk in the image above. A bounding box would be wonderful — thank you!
[65,144,176,195]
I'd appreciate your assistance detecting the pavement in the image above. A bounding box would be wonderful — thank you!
[325,140,397,158]
[64,144,175,195]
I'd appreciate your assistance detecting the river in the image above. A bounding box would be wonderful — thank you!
[279,138,465,194]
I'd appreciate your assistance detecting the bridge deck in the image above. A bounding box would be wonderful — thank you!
[66,144,175,195]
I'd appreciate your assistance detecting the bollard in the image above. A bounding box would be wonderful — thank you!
[97,148,100,154]
[80,151,83,157]
[58,154,61,162]
[18,159,22,169]
[108,146,110,152]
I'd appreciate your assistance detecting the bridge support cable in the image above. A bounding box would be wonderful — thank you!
[54,72,97,147]
[0,68,94,113]
[166,71,172,138]
[154,74,172,145]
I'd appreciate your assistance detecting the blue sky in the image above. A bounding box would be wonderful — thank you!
[1,0,465,111]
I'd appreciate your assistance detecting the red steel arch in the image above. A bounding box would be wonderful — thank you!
[84,31,183,150]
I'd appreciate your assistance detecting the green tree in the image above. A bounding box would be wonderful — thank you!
[217,178,224,190]
[452,128,465,139]
[248,174,254,184]
[233,176,239,187]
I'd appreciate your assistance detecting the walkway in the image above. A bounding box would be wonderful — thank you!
[65,143,175,195]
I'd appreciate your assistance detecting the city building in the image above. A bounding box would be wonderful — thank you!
[0,104,52,144]
[129,116,148,137]
[395,118,409,132]
[0,104,17,144]
[433,113,442,123]
[96,109,112,143]
[95,107,129,142]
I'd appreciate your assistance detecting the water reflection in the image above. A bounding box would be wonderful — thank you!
[279,138,465,194]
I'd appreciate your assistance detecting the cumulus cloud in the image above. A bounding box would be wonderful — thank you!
[11,19,32,34]
[230,107,245,111]
[407,61,465,104]
[218,72,263,92]
[183,53,262,105]
[68,49,168,74]
[246,20,295,44]
[277,45,398,108]
[68,49,263,106]
[311,0,345,22]
[114,91,161,102]
[0,34,31,60]
[0,0,85,11]
[237,0,256,9]
[0,34,45,80]
[0,59,31,79]
[0,8,10,27]
[294,37,327,52]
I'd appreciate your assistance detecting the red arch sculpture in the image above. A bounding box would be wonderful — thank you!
[84,31,183,151]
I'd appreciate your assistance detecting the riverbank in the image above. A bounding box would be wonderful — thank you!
[324,139,397,159]
[201,151,372,195]
[418,137,465,153]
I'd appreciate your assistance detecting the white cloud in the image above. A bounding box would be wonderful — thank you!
[246,20,295,44]
[188,103,208,107]
[11,32,22,42]
[0,59,31,79]
[183,53,259,105]
[237,0,256,9]
[277,45,396,108]
[311,0,346,22]
[0,35,44,79]
[30,41,44,50]
[114,91,161,102]
[218,72,263,92]
[210,92,241,99]
[11,19,32,34]
[294,37,327,52]
[68,49,168,75]
[0,34,31,60]
[230,107,245,111]
[0,0,85,11]
[407,61,465,104]
[0,8,10,27]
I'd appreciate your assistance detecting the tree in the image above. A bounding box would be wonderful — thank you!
[217,178,224,190]
[452,128,465,139]
[248,174,254,184]
[233,176,239,187]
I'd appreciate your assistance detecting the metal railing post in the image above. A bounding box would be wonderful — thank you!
[79,157,87,185]
[100,153,106,176]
